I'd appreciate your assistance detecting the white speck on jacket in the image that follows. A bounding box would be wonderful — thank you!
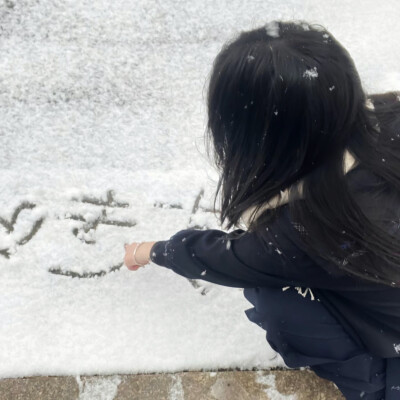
[282,286,319,301]
[240,146,362,305]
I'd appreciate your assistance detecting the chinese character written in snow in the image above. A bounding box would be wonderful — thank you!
[187,188,220,230]
[64,190,136,244]
[48,190,137,279]
[0,201,45,259]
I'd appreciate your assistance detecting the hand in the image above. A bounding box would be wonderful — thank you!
[124,241,157,271]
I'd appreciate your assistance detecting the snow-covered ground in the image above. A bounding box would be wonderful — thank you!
[0,0,399,379]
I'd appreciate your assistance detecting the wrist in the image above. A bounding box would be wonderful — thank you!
[135,241,157,265]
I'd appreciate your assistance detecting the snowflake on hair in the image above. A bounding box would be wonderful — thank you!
[291,221,308,235]
[303,67,318,79]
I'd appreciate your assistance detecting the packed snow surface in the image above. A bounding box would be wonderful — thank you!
[0,0,399,379]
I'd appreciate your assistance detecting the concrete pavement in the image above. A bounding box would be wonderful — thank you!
[0,369,344,400]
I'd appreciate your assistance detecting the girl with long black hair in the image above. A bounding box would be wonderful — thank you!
[124,21,400,399]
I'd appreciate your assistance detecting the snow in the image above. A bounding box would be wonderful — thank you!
[265,21,280,38]
[76,375,122,400]
[169,375,185,400]
[255,371,297,399]
[303,67,319,79]
[0,0,399,381]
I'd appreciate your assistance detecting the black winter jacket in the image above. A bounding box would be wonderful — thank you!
[150,163,400,359]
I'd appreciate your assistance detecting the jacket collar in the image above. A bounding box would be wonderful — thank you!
[239,148,359,228]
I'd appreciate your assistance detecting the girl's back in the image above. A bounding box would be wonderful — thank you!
[127,20,400,399]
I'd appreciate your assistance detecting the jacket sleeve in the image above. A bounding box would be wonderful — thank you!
[149,227,304,289]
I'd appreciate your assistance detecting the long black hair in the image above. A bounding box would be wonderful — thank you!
[205,20,400,287]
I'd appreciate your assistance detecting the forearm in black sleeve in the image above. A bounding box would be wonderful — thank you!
[149,228,299,288]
